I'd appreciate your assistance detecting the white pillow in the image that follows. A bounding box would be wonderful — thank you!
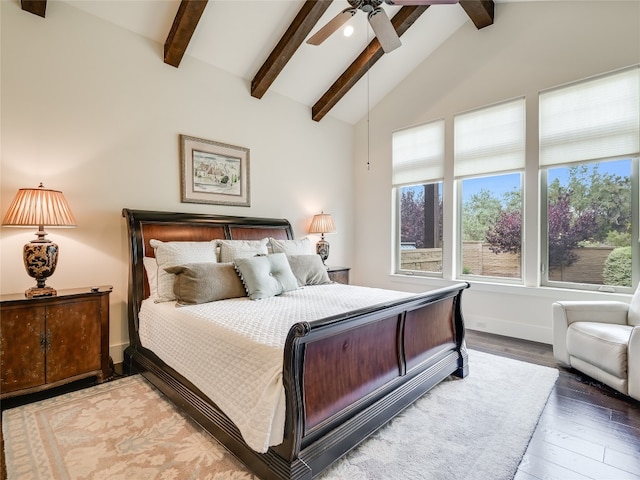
[143,256,159,298]
[218,238,269,263]
[269,237,312,255]
[149,239,218,302]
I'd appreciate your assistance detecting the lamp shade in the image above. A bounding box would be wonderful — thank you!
[308,213,336,235]
[2,183,76,228]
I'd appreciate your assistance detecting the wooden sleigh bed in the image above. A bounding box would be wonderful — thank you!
[122,208,470,480]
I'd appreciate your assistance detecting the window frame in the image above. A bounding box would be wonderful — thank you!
[394,180,444,277]
[392,119,445,278]
[453,97,526,284]
[540,156,639,293]
[456,171,525,284]
[538,66,639,293]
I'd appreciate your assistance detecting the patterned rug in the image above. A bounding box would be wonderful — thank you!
[2,350,558,480]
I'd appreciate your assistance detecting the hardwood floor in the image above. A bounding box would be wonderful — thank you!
[466,330,640,480]
[1,331,638,479]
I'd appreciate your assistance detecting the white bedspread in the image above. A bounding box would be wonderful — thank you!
[138,283,413,452]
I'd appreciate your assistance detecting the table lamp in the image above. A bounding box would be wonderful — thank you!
[2,183,77,297]
[309,212,336,265]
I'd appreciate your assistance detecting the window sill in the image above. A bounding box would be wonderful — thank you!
[388,273,633,302]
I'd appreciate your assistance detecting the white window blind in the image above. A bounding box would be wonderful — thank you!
[454,98,526,178]
[392,119,444,186]
[539,66,640,166]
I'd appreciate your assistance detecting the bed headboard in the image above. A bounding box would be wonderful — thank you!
[122,209,294,348]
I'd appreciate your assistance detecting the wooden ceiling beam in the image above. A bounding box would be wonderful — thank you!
[164,0,209,68]
[251,0,333,99]
[312,5,428,122]
[459,0,494,29]
[21,0,47,18]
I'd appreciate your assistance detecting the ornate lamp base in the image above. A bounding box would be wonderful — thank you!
[316,239,330,265]
[23,241,59,298]
[25,285,57,298]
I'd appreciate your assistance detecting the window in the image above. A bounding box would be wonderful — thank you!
[542,159,634,289]
[540,66,639,291]
[459,173,522,278]
[455,98,526,281]
[393,120,444,275]
[391,66,639,293]
[398,182,443,272]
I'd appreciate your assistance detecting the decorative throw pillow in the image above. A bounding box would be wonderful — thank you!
[287,254,332,286]
[143,256,159,298]
[165,262,246,305]
[218,238,269,263]
[234,253,299,300]
[269,237,312,255]
[149,239,218,302]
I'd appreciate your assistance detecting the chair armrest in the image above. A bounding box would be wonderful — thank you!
[552,303,571,365]
[628,326,640,402]
[552,301,629,366]
[554,301,630,326]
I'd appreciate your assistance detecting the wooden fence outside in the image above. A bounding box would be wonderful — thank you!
[400,244,615,284]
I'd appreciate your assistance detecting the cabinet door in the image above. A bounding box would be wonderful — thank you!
[328,269,350,285]
[0,304,46,393]
[46,297,102,383]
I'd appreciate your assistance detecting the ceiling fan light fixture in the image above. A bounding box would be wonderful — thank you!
[310,0,457,51]
[307,8,357,46]
[368,8,401,53]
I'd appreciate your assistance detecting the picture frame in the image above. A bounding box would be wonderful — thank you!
[180,135,250,207]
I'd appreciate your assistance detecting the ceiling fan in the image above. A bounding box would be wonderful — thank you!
[307,0,459,54]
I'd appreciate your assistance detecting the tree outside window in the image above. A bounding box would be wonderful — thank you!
[398,182,442,273]
[460,173,522,279]
[478,160,632,287]
[544,160,632,287]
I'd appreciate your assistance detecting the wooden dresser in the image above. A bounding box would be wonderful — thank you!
[0,286,113,399]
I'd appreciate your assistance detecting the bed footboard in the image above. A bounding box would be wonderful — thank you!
[275,282,469,476]
[126,282,469,480]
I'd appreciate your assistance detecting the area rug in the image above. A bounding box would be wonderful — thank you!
[3,350,558,480]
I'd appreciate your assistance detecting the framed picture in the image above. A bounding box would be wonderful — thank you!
[180,135,250,207]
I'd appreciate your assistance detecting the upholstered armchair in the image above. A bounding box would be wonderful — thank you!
[552,284,640,402]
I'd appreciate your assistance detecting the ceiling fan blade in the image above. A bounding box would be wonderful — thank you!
[368,8,402,54]
[307,8,357,46]
[386,0,458,5]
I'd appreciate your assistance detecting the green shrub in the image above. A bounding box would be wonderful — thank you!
[603,246,632,287]
[605,230,632,248]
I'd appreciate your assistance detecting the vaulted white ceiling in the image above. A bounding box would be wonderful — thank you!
[60,0,497,124]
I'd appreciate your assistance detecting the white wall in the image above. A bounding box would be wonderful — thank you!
[353,1,640,343]
[0,1,354,362]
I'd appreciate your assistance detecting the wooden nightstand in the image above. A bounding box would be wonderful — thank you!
[0,286,113,400]
[327,266,350,284]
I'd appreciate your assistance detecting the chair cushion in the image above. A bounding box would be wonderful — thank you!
[566,322,633,378]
